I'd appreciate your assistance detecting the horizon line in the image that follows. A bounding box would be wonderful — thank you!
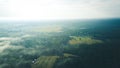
[0,17,120,21]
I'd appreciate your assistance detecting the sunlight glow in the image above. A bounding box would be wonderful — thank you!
[1,0,119,20]
[8,0,68,20]
[6,0,105,20]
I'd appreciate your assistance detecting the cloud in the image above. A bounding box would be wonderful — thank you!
[0,37,21,41]
[0,34,31,53]
[0,41,24,52]
[0,37,18,52]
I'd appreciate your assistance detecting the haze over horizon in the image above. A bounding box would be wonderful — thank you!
[0,0,120,20]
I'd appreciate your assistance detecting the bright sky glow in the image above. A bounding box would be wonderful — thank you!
[0,0,120,20]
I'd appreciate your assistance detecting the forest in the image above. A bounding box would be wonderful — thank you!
[0,19,120,68]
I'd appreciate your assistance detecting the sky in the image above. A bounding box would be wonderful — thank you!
[0,0,120,20]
